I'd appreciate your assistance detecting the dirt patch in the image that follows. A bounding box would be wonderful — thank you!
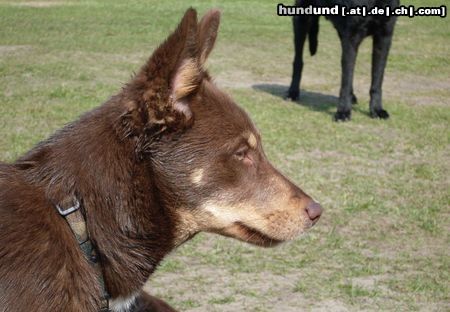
[214,69,285,90]
[351,274,391,293]
[311,299,350,312]
[0,45,32,56]
[146,258,311,312]
[8,1,74,7]
[379,74,450,107]
[217,67,450,107]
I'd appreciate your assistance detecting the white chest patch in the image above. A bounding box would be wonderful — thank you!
[109,293,137,312]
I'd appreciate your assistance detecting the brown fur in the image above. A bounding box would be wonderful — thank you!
[0,8,322,312]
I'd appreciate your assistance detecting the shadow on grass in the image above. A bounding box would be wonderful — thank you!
[252,83,337,116]
[252,83,375,118]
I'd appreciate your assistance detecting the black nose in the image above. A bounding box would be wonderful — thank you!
[306,201,323,221]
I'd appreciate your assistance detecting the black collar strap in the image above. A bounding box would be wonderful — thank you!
[55,198,110,311]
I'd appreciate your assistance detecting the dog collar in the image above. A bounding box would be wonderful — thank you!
[55,198,111,311]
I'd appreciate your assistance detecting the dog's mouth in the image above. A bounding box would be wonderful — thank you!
[223,222,284,247]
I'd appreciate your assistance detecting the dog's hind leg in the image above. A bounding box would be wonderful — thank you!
[287,15,310,101]
[369,21,396,119]
[335,31,365,121]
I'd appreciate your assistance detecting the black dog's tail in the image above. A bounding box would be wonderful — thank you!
[294,0,319,56]
[308,16,319,56]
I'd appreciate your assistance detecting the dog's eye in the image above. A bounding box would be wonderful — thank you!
[234,146,255,166]
[234,146,249,161]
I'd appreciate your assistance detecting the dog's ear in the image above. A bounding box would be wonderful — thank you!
[123,8,200,135]
[197,9,221,66]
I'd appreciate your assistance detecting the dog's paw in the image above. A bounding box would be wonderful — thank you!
[286,89,299,101]
[334,110,351,122]
[370,109,389,119]
[351,94,358,105]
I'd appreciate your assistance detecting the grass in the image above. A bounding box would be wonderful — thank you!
[1,0,449,311]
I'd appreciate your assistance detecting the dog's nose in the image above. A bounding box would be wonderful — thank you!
[306,201,323,222]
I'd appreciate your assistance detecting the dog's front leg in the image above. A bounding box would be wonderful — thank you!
[130,291,178,312]
[287,14,309,101]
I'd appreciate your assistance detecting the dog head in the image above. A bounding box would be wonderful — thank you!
[121,8,322,247]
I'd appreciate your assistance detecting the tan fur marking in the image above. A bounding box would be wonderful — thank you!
[173,58,199,101]
[199,198,310,242]
[173,100,192,120]
[190,168,204,185]
[172,208,205,247]
[243,131,257,149]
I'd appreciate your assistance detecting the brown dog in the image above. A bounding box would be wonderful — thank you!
[0,8,322,312]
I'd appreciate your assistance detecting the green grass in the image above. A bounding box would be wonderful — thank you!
[1,0,449,311]
[208,296,235,305]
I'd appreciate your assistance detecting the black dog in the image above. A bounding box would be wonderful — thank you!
[287,0,399,121]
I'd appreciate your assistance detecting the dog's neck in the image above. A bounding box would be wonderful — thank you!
[15,102,187,300]
[82,157,175,299]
